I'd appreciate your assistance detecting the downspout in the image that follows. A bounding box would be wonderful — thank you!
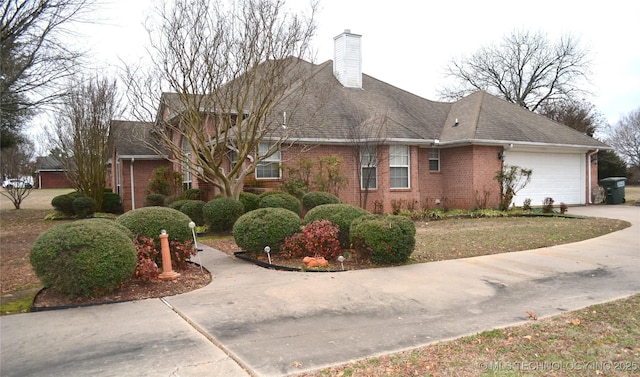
[130,158,135,210]
[587,149,599,204]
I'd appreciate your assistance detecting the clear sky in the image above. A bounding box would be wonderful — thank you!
[70,0,640,127]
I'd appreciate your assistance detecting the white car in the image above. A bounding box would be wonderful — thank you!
[2,179,33,189]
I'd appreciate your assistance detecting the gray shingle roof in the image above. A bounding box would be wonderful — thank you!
[440,91,609,148]
[35,156,67,171]
[156,58,608,150]
[278,60,607,149]
[112,120,166,157]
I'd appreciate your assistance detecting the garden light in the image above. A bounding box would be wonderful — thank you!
[158,230,180,281]
[264,246,272,264]
[188,221,203,272]
[338,255,345,270]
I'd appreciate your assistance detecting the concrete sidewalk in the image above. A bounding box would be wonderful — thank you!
[1,205,639,377]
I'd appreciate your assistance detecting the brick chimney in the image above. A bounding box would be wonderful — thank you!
[333,30,362,89]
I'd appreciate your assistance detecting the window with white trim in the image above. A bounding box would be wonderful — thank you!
[360,145,377,189]
[229,149,238,171]
[181,137,192,190]
[256,142,281,179]
[429,148,440,172]
[389,145,409,188]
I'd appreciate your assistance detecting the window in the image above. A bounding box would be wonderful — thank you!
[390,145,409,188]
[182,138,192,190]
[256,142,281,179]
[360,145,377,189]
[229,149,238,171]
[429,148,440,172]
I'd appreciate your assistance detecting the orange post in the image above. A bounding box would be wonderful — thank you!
[158,230,180,281]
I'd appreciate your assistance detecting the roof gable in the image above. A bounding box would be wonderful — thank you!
[434,91,608,148]
[112,120,165,157]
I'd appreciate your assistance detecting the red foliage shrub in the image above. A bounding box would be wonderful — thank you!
[134,237,159,281]
[281,220,342,260]
[169,240,196,270]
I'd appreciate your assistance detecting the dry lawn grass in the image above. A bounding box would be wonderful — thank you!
[297,294,640,377]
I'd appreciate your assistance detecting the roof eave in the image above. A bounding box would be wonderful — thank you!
[442,139,612,150]
[116,155,167,160]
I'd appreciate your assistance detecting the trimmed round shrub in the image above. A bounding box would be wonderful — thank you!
[51,194,75,216]
[144,193,167,207]
[203,197,245,232]
[239,191,260,212]
[30,219,136,297]
[233,208,301,253]
[350,215,416,265]
[259,191,301,216]
[83,218,135,239]
[302,191,340,212]
[116,206,192,244]
[303,204,369,248]
[179,200,206,226]
[183,188,205,200]
[72,196,96,218]
[168,199,190,211]
[101,192,123,213]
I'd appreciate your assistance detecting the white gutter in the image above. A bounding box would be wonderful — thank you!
[263,136,610,150]
[130,158,135,210]
[118,155,166,160]
[587,149,599,204]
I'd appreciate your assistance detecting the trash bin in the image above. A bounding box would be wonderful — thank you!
[599,177,626,204]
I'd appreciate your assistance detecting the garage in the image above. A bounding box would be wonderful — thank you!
[503,150,585,207]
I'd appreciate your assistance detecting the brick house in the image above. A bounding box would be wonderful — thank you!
[110,120,171,211]
[120,31,609,212]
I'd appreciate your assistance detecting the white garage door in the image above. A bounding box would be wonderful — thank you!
[504,151,585,206]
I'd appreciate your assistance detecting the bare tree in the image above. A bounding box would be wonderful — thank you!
[1,184,34,209]
[538,99,605,136]
[347,110,388,209]
[0,136,35,179]
[439,30,591,112]
[0,137,35,209]
[606,107,640,168]
[125,0,319,200]
[1,0,93,147]
[50,75,122,210]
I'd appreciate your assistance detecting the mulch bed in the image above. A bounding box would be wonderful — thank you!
[31,263,211,311]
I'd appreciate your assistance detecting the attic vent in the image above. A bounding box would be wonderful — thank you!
[333,30,362,89]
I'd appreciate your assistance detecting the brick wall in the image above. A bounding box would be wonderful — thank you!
[118,159,171,211]
[143,142,507,212]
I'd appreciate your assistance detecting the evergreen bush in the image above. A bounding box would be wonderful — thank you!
[258,191,301,216]
[30,219,136,297]
[239,191,260,212]
[116,206,192,244]
[303,204,369,248]
[72,196,96,218]
[179,200,206,226]
[101,192,123,213]
[168,199,190,211]
[203,197,245,232]
[183,188,205,200]
[144,193,167,207]
[51,194,76,216]
[233,208,301,253]
[302,191,340,212]
[350,215,416,265]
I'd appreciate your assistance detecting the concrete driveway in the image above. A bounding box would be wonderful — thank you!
[1,205,638,376]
